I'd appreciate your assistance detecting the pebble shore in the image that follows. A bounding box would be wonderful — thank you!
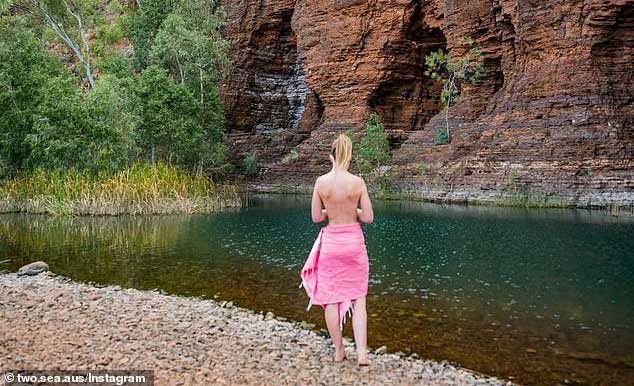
[1,273,514,385]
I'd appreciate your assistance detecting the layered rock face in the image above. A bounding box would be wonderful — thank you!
[221,1,324,165]
[221,0,633,207]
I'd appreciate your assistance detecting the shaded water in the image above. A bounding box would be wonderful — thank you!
[1,194,633,385]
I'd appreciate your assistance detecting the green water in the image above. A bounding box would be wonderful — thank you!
[1,194,633,385]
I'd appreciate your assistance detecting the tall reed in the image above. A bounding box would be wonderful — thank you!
[0,163,241,216]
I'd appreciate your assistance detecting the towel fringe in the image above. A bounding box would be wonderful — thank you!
[339,300,355,331]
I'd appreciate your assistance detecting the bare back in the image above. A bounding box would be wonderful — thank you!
[312,170,374,225]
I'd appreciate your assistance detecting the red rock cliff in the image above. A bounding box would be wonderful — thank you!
[221,0,633,207]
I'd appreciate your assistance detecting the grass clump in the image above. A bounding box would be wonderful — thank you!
[242,152,259,175]
[0,163,241,216]
[281,149,300,164]
[496,193,569,209]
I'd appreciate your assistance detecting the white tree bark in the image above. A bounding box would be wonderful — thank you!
[31,0,94,88]
[62,0,94,88]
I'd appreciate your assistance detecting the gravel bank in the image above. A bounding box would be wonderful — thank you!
[0,273,513,385]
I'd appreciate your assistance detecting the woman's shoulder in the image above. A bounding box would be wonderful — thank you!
[350,173,365,184]
[315,172,331,182]
[316,171,364,185]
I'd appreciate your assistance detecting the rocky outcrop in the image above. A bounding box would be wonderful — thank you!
[221,1,323,164]
[221,0,633,207]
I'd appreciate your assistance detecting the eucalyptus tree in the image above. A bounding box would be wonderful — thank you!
[15,0,98,88]
[148,0,229,105]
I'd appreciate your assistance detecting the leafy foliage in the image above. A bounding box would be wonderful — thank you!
[16,0,100,87]
[354,113,391,176]
[1,0,231,177]
[425,37,483,143]
[129,0,174,69]
[0,17,70,175]
[434,127,449,145]
[136,65,205,168]
[242,152,259,175]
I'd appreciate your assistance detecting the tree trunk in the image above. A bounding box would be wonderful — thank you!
[63,0,94,88]
[176,55,185,84]
[445,105,450,141]
[35,0,94,88]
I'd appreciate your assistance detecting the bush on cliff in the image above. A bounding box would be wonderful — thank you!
[355,113,391,177]
[425,37,483,143]
[346,113,392,195]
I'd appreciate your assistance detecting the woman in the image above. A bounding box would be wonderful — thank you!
[299,133,374,366]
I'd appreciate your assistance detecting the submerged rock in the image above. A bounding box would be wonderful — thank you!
[17,261,49,276]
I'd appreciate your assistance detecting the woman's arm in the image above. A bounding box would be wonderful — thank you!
[357,179,374,224]
[311,178,327,223]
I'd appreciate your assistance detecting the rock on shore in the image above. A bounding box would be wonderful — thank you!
[16,261,49,276]
[0,273,513,385]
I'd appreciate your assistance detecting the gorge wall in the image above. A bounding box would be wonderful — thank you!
[221,0,634,207]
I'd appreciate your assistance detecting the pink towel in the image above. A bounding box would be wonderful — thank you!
[299,222,369,331]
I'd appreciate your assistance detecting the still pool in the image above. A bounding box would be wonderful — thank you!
[1,194,633,385]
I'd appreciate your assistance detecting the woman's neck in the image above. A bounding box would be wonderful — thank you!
[332,165,349,173]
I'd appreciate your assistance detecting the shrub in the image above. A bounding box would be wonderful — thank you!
[281,148,299,164]
[415,162,431,175]
[355,113,391,176]
[98,54,134,78]
[0,18,71,174]
[129,0,174,69]
[135,65,201,167]
[1,2,230,178]
[434,127,449,145]
[425,37,483,143]
[242,152,259,175]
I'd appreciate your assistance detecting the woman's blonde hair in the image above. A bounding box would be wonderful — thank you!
[331,133,353,169]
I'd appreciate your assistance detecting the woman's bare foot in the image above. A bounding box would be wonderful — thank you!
[334,348,347,362]
[357,354,370,366]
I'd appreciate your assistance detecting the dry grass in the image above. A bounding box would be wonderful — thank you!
[0,163,241,216]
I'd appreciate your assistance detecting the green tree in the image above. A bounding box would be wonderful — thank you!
[84,74,140,169]
[130,0,229,172]
[0,17,74,174]
[1,0,12,15]
[25,74,138,172]
[129,0,174,69]
[1,0,230,177]
[0,17,138,174]
[148,0,228,135]
[425,37,483,143]
[135,65,206,168]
